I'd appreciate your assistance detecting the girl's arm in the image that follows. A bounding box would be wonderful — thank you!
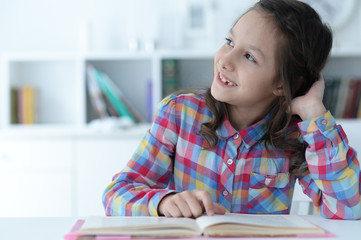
[297,113,361,219]
[292,76,361,219]
[102,96,179,216]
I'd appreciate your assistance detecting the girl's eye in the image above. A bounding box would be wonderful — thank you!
[225,38,234,47]
[245,53,256,62]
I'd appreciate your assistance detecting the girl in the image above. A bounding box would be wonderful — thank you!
[103,0,360,219]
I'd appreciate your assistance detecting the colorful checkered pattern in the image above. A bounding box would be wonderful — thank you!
[103,94,361,219]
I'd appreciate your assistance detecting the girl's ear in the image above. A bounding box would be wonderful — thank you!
[273,83,284,96]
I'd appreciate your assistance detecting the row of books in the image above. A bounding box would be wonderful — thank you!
[161,62,361,119]
[323,76,361,118]
[86,65,146,123]
[11,86,36,124]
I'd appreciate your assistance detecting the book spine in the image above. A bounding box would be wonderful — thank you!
[14,86,37,124]
[334,77,350,118]
[26,86,35,124]
[352,78,361,118]
[10,88,18,124]
[17,87,24,124]
[146,79,153,122]
[323,76,361,119]
[94,69,136,122]
[162,59,179,98]
[103,73,145,123]
[329,78,340,116]
[357,93,361,118]
[103,93,120,117]
[343,78,359,118]
[87,66,110,119]
[322,77,333,114]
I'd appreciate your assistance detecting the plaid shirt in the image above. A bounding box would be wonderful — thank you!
[103,93,361,219]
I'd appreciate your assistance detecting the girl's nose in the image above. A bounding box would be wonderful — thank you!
[219,53,235,72]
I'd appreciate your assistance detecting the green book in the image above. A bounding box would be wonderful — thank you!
[162,59,179,97]
[10,88,18,124]
[94,69,136,123]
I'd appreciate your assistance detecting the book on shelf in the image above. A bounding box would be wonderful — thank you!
[11,86,36,124]
[345,78,361,118]
[323,76,361,119]
[162,59,179,98]
[86,65,145,123]
[86,66,110,119]
[10,88,18,124]
[64,213,333,239]
[102,70,145,123]
[145,79,153,122]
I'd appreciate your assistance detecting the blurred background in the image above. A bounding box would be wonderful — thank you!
[0,0,360,53]
[0,0,361,218]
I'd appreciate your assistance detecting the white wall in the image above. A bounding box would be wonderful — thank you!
[3,0,359,54]
[0,0,247,53]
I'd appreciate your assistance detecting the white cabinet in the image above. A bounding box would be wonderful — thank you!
[0,127,147,217]
[74,136,141,216]
[0,135,73,217]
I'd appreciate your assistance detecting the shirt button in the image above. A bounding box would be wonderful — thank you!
[223,190,229,197]
[234,133,239,139]
[227,159,233,165]
[321,119,328,125]
[265,177,272,185]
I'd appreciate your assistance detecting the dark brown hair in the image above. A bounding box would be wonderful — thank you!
[198,0,333,173]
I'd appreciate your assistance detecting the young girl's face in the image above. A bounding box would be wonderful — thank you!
[211,10,282,112]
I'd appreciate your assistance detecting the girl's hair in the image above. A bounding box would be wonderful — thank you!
[198,0,333,174]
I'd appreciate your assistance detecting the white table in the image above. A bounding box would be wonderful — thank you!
[0,215,359,240]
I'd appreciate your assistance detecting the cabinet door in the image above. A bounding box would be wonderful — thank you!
[75,137,140,216]
[0,138,72,217]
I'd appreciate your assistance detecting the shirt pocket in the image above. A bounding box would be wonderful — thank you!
[247,172,290,213]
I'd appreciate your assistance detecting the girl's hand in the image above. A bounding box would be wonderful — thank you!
[158,190,226,218]
[290,74,327,121]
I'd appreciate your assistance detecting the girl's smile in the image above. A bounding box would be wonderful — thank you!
[217,72,238,87]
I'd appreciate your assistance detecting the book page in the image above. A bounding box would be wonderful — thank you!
[196,213,319,231]
[78,216,202,236]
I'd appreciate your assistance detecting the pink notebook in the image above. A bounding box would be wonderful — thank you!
[64,219,335,240]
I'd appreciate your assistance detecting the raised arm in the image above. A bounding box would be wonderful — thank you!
[297,113,360,219]
[292,76,361,219]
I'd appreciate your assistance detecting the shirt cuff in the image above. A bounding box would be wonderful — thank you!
[148,190,177,216]
[298,111,336,136]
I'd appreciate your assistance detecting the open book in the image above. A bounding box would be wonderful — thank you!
[71,213,331,238]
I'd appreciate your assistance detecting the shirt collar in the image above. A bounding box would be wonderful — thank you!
[216,114,269,148]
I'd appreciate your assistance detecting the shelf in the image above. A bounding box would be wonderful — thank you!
[3,48,361,61]
[330,48,361,58]
[157,50,215,59]
[323,57,361,77]
[0,123,151,138]
[85,59,153,123]
[84,51,154,61]
[2,52,79,61]
[1,50,361,133]
[8,60,83,125]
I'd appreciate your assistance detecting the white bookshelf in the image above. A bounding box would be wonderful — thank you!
[0,51,217,130]
[1,50,361,128]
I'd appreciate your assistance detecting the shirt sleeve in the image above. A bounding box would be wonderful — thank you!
[297,111,361,219]
[102,95,179,216]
